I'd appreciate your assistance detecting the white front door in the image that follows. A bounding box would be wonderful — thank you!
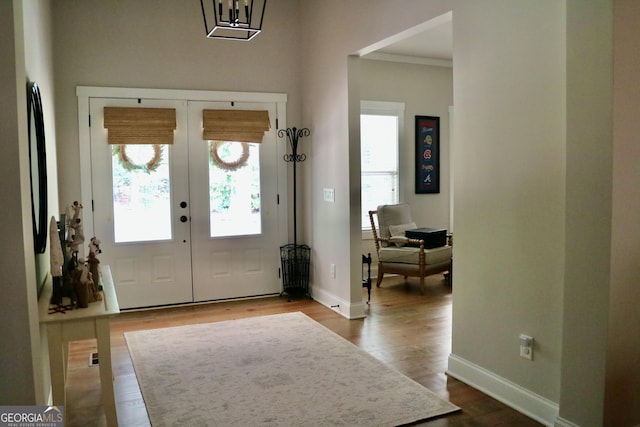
[90,98,193,309]
[188,101,281,301]
[90,98,282,309]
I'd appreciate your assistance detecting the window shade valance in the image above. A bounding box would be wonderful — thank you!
[104,107,177,145]
[202,109,270,143]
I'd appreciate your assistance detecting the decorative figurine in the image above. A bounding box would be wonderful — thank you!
[88,236,103,294]
[49,201,105,313]
[66,201,85,254]
[89,236,102,255]
[49,216,65,305]
[87,252,102,301]
[73,260,89,308]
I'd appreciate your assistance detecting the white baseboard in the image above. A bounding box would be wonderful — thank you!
[310,285,367,319]
[554,417,580,427]
[447,353,559,426]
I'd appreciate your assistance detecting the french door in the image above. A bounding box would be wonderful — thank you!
[188,101,280,302]
[90,97,281,309]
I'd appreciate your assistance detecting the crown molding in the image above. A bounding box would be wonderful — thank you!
[363,52,452,68]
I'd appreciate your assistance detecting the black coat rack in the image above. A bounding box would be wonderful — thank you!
[278,127,310,298]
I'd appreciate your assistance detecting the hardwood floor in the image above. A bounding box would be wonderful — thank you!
[65,274,542,426]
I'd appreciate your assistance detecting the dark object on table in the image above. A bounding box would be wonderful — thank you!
[405,227,447,249]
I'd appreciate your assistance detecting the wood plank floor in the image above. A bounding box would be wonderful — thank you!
[65,274,542,426]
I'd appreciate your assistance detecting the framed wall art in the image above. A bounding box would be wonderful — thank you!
[415,115,440,194]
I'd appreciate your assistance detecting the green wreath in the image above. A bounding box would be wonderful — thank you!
[112,144,163,174]
[210,141,250,171]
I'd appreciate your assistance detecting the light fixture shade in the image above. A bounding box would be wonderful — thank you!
[200,0,267,41]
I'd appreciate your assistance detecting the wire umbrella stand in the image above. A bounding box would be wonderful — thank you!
[278,127,311,300]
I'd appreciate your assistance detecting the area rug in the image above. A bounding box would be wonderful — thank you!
[125,312,459,426]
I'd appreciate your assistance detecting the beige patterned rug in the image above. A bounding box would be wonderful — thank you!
[125,312,459,426]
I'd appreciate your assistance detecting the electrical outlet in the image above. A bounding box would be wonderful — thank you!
[519,334,534,360]
[330,263,336,278]
[323,188,335,203]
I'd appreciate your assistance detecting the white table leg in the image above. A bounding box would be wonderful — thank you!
[47,324,66,406]
[96,318,118,426]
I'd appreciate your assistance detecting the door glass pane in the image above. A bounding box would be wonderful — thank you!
[208,141,261,238]
[112,144,172,243]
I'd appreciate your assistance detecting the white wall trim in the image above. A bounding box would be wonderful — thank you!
[447,353,559,427]
[360,100,405,113]
[311,285,367,320]
[76,86,287,103]
[554,417,581,427]
[363,52,453,68]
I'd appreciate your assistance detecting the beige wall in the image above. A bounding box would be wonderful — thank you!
[559,1,613,425]
[605,1,640,425]
[22,0,59,404]
[0,0,33,404]
[1,0,54,404]
[452,0,566,404]
[52,0,303,208]
[23,0,60,297]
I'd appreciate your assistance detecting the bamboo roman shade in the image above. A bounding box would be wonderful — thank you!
[104,107,177,145]
[202,109,270,143]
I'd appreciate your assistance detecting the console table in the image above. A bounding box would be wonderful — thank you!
[39,265,120,426]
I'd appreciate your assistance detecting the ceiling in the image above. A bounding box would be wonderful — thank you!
[362,16,452,66]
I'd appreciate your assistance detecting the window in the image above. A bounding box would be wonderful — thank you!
[360,101,404,230]
[208,141,262,237]
[111,144,172,242]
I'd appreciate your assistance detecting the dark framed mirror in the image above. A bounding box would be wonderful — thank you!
[27,81,48,253]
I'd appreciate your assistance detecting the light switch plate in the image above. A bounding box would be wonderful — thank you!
[323,188,335,202]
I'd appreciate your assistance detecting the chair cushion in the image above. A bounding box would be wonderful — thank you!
[388,222,417,237]
[379,245,452,265]
[377,203,413,246]
[389,236,411,247]
[388,222,417,247]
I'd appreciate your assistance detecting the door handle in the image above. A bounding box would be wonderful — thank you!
[180,215,188,223]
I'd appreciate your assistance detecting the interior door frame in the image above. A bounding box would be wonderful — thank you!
[76,86,289,261]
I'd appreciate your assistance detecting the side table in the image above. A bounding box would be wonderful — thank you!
[39,265,120,426]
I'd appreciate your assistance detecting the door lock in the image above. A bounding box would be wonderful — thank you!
[180,215,188,223]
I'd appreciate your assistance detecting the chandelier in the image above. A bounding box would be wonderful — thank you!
[200,0,267,41]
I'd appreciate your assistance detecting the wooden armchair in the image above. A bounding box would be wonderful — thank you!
[369,203,452,293]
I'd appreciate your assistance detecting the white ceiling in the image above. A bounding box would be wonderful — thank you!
[362,16,452,66]
[377,22,452,60]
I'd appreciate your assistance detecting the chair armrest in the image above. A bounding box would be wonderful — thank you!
[406,238,425,250]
